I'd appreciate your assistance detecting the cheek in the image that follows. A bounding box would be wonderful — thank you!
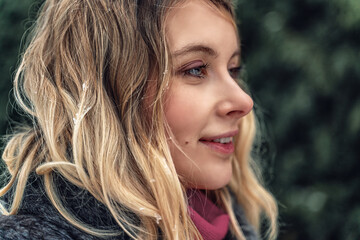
[164,84,205,143]
[165,93,194,141]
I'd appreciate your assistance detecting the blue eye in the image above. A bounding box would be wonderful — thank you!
[184,64,208,78]
[228,65,243,79]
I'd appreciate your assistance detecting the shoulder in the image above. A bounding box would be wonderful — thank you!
[0,174,129,240]
[233,206,259,240]
[227,190,259,240]
[0,214,87,240]
[0,213,130,240]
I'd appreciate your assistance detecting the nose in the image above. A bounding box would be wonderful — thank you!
[216,74,253,119]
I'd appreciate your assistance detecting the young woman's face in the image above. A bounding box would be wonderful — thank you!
[165,0,253,189]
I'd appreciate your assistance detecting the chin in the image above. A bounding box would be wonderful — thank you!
[187,172,233,190]
[202,178,232,190]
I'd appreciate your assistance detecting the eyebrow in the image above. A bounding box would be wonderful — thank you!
[172,43,241,61]
[172,44,219,58]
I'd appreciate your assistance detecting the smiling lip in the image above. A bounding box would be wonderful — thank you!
[199,130,238,155]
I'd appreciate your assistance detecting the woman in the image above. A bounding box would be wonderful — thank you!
[0,0,278,239]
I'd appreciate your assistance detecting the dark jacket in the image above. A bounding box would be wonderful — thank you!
[0,175,257,240]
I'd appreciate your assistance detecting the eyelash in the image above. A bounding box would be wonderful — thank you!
[228,65,243,79]
[183,64,209,78]
[180,63,243,79]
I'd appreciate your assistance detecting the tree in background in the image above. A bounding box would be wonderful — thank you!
[236,0,360,239]
[1,0,359,239]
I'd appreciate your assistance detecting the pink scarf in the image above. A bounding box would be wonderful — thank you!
[188,190,230,240]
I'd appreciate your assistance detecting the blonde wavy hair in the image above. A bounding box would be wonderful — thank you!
[0,0,277,239]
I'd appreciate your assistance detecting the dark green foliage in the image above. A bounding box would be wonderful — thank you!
[0,0,44,181]
[236,0,360,239]
[0,0,359,239]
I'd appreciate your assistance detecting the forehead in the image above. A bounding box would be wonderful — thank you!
[165,0,238,53]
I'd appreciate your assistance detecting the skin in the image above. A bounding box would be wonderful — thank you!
[165,0,253,190]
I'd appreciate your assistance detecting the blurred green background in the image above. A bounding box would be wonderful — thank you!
[0,0,359,239]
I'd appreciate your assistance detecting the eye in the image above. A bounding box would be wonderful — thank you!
[183,63,209,78]
[228,65,243,79]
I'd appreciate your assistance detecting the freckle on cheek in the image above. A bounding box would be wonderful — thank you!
[185,141,189,145]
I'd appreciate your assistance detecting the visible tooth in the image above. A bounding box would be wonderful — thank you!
[213,137,232,143]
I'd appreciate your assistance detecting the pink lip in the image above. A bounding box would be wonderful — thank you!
[199,130,238,155]
[199,130,239,141]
